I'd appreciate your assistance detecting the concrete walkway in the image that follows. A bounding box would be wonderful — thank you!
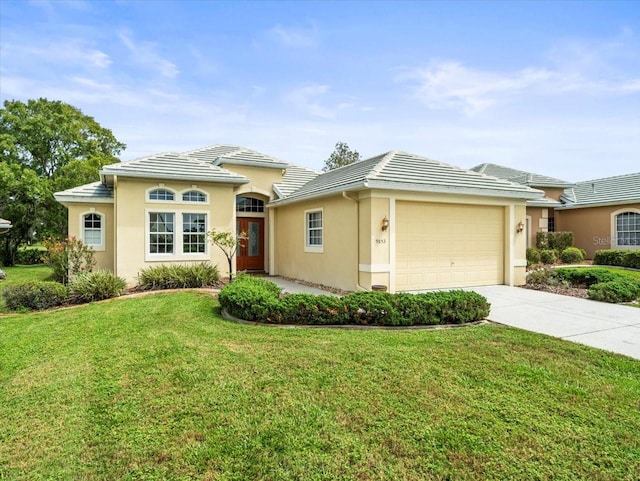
[269,277,640,360]
[470,285,640,360]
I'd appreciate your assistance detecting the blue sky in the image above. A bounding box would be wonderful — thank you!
[1,0,638,181]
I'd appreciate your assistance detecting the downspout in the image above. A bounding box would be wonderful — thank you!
[342,191,368,291]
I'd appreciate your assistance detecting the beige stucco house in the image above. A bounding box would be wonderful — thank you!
[472,164,640,259]
[55,145,542,292]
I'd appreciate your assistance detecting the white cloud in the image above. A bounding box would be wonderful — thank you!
[118,30,179,78]
[285,84,335,119]
[268,24,319,48]
[2,40,111,69]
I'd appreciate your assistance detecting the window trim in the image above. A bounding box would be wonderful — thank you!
[147,187,176,203]
[181,189,208,204]
[611,208,640,249]
[145,209,209,261]
[304,208,324,253]
[79,211,105,251]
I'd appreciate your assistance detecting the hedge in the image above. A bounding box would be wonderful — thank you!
[593,249,640,270]
[2,281,68,311]
[536,232,574,252]
[138,262,220,290]
[218,276,490,326]
[560,247,585,264]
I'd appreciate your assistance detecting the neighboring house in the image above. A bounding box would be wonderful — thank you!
[0,218,12,234]
[471,163,575,249]
[472,164,640,259]
[556,173,640,258]
[55,145,542,292]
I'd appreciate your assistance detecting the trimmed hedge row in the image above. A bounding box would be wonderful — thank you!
[2,281,68,311]
[218,276,491,326]
[593,249,640,270]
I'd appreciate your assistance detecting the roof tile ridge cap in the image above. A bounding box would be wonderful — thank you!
[366,150,397,180]
[285,162,321,174]
[111,151,177,165]
[577,172,640,184]
[183,144,241,154]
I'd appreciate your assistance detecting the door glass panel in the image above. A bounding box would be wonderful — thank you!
[249,221,259,257]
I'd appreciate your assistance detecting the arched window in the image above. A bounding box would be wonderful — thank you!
[182,190,206,202]
[149,188,175,201]
[83,213,103,247]
[615,212,640,247]
[236,196,264,213]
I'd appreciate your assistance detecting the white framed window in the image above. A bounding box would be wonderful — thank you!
[182,213,206,253]
[305,209,323,253]
[182,190,207,203]
[81,212,105,251]
[146,210,208,261]
[148,188,175,201]
[614,211,640,247]
[236,196,265,213]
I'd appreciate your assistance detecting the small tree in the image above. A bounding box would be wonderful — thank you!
[322,141,361,172]
[208,229,247,282]
[42,237,96,284]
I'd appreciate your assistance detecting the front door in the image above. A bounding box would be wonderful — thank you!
[236,217,265,271]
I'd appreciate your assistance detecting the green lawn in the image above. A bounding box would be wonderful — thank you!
[1,292,638,480]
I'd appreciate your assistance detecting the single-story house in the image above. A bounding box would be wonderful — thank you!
[471,164,640,258]
[0,218,12,234]
[55,145,543,292]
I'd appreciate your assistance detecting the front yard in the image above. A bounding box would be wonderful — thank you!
[1,291,638,480]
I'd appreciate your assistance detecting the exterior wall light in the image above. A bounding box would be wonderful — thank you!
[516,221,524,233]
[381,215,390,231]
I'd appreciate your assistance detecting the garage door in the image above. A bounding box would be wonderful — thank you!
[396,202,504,291]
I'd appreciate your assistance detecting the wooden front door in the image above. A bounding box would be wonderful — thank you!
[236,217,265,271]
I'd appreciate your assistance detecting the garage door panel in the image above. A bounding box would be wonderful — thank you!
[396,202,504,290]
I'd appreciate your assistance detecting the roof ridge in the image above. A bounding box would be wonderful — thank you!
[366,151,397,180]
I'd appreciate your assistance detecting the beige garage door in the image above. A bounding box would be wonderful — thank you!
[396,202,504,291]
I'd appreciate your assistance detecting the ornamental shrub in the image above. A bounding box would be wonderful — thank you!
[138,262,220,290]
[68,270,127,303]
[2,281,68,311]
[526,248,541,266]
[554,267,622,287]
[343,291,398,325]
[526,268,562,286]
[15,248,45,265]
[624,250,640,269]
[536,232,574,252]
[560,247,585,264]
[588,280,640,303]
[593,249,640,269]
[272,293,347,325]
[540,249,558,265]
[218,276,281,321]
[42,237,96,284]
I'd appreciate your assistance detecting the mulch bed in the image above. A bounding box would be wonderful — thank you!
[522,284,589,299]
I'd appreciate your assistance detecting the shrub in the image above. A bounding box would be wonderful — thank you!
[536,231,574,252]
[560,247,585,264]
[42,237,96,284]
[526,268,564,286]
[2,281,68,311]
[594,249,640,270]
[343,291,398,325]
[588,280,640,303]
[15,248,45,265]
[554,267,621,287]
[526,248,541,266]
[138,262,220,290]
[271,293,347,325]
[540,249,558,265]
[68,270,127,303]
[218,276,281,321]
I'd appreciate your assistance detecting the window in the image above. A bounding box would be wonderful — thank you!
[236,196,264,213]
[183,213,206,253]
[149,189,175,201]
[547,216,555,233]
[149,212,174,254]
[615,212,640,247]
[183,190,206,203]
[306,210,323,250]
[83,213,102,247]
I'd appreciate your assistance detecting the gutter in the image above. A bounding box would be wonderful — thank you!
[342,191,368,292]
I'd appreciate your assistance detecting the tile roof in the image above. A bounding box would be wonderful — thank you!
[100,152,249,184]
[273,151,542,205]
[273,164,319,198]
[54,181,114,203]
[558,172,640,209]
[184,145,289,169]
[471,163,574,188]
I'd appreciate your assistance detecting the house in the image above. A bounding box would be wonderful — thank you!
[0,218,12,234]
[471,164,640,258]
[55,146,542,292]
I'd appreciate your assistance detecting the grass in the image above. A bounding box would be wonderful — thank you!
[1,291,639,480]
[0,265,54,312]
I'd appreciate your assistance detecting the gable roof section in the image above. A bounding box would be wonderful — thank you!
[273,164,320,198]
[557,172,640,209]
[184,145,289,170]
[272,151,542,205]
[100,152,249,185]
[472,163,574,188]
[54,181,114,204]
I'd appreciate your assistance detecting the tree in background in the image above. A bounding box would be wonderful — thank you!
[0,98,125,265]
[322,141,361,172]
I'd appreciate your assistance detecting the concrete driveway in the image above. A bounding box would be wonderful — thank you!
[470,285,640,360]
